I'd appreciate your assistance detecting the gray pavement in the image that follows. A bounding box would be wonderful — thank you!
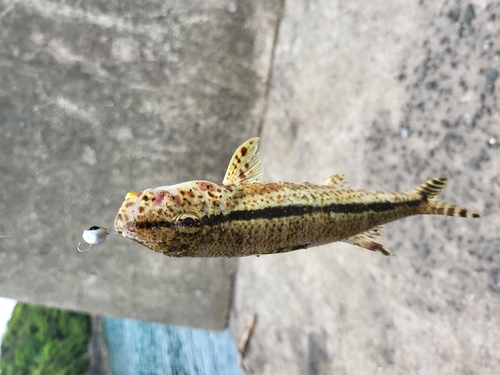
[0,0,281,330]
[230,1,499,374]
[1,0,499,373]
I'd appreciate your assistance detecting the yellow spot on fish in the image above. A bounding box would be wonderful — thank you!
[126,191,138,199]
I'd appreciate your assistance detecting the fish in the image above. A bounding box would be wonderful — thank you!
[111,137,482,257]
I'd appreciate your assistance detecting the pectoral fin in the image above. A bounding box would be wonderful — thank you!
[341,226,394,257]
[223,137,263,184]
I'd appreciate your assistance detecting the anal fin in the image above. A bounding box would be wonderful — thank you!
[341,226,394,257]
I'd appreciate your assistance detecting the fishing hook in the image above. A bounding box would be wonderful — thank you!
[77,226,110,252]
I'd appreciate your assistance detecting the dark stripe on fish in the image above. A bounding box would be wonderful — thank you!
[203,199,421,227]
[135,221,173,229]
[135,199,422,230]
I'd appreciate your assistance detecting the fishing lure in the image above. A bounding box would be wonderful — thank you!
[80,137,482,257]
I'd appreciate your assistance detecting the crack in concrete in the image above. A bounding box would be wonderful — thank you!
[227,0,286,330]
[0,2,16,22]
[256,0,285,137]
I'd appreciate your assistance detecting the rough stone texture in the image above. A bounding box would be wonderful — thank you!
[230,1,499,374]
[87,315,109,375]
[0,0,282,330]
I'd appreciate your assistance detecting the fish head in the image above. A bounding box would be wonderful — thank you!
[114,182,220,256]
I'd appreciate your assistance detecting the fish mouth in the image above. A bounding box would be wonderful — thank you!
[113,218,132,239]
[114,188,182,252]
[115,213,177,250]
[133,220,175,230]
[127,226,177,252]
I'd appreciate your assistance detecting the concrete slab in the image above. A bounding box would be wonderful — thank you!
[230,0,499,373]
[0,0,282,330]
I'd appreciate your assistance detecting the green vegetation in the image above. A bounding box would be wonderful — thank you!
[0,303,90,375]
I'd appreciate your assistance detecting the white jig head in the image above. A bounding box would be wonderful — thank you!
[77,226,110,252]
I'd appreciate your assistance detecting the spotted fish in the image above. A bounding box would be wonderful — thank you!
[113,138,482,257]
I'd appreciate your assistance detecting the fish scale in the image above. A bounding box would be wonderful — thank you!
[113,138,482,257]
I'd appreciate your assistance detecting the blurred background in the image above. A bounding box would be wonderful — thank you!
[0,0,498,374]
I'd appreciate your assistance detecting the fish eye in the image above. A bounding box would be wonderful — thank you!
[175,214,201,234]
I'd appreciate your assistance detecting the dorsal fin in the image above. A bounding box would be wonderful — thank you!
[223,137,263,184]
[341,226,394,257]
[324,173,351,188]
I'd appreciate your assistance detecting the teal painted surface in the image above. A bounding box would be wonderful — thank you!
[102,317,243,375]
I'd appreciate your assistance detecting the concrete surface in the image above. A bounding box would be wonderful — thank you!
[230,0,499,374]
[0,0,282,330]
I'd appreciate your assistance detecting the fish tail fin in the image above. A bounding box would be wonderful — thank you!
[407,178,483,218]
